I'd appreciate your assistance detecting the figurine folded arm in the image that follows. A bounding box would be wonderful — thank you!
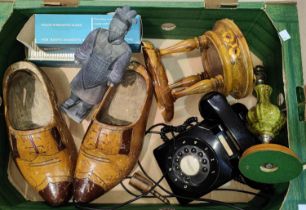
[74,28,100,65]
[107,49,132,85]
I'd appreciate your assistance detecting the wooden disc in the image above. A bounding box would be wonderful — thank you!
[142,41,174,122]
[239,144,302,184]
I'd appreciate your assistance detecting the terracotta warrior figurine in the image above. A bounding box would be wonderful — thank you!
[61,6,137,123]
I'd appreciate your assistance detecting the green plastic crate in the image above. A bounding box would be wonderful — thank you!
[0,1,305,210]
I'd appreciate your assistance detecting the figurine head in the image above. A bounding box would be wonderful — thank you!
[109,6,137,43]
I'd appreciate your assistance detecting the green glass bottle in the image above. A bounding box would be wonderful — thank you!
[247,83,286,143]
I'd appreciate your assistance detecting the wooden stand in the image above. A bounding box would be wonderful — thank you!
[142,19,254,122]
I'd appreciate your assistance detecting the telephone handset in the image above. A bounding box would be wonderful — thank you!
[199,92,258,153]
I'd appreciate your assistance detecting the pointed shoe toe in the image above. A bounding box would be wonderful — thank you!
[3,61,77,205]
[39,181,73,206]
[73,178,105,204]
[74,61,153,203]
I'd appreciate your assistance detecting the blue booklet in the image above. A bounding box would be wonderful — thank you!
[35,14,142,52]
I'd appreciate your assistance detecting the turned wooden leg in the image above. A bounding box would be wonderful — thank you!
[169,72,210,90]
[159,35,208,56]
[171,75,224,100]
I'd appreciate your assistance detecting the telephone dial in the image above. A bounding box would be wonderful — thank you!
[153,92,260,204]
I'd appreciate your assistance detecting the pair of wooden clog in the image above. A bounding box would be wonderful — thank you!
[2,61,152,205]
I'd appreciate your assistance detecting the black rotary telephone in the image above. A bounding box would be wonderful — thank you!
[153,92,261,204]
